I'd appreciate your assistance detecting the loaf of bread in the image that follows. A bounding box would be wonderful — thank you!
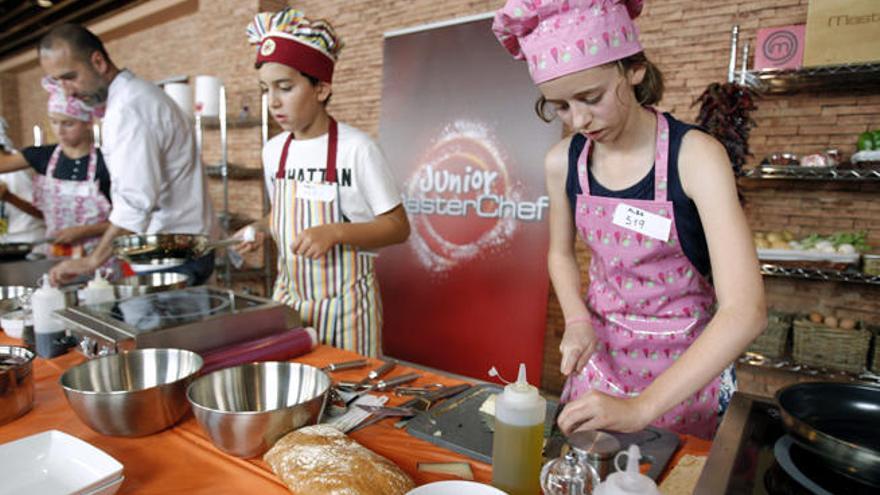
[264,424,415,495]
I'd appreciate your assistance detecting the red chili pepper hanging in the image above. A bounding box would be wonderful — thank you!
[693,82,758,175]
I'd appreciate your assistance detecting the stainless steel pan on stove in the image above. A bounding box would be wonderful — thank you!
[776,381,880,487]
[112,234,240,267]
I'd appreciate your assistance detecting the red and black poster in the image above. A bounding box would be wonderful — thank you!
[377,14,561,383]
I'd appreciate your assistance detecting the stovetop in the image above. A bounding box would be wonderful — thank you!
[697,393,878,494]
[74,286,264,334]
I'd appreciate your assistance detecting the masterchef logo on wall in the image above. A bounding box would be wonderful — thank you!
[404,119,549,273]
[377,14,561,383]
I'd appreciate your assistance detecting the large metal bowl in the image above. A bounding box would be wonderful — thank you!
[112,272,190,299]
[0,346,35,425]
[0,286,32,315]
[59,348,203,437]
[186,362,331,458]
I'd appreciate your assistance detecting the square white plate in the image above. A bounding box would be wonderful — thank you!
[0,430,123,495]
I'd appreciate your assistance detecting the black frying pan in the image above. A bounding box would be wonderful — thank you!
[0,243,33,261]
[776,381,880,487]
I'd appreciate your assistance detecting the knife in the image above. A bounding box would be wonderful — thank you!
[393,383,472,428]
[344,372,421,407]
[354,360,397,388]
[321,359,369,372]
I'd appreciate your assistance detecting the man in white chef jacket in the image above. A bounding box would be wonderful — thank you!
[38,24,217,285]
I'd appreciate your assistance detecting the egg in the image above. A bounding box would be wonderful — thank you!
[809,312,824,324]
[824,316,838,328]
[839,318,857,330]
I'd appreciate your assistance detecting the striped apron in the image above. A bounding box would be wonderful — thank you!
[270,119,382,357]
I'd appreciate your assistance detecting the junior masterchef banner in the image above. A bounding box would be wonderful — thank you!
[377,14,561,383]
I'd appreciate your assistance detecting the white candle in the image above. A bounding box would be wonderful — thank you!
[93,122,101,148]
[33,125,42,146]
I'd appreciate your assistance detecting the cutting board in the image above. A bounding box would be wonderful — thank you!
[406,383,680,479]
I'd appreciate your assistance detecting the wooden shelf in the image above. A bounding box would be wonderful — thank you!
[205,163,263,180]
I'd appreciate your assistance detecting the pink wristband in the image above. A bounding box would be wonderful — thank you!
[565,316,590,327]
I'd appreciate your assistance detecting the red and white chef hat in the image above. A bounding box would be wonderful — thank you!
[492,0,644,85]
[42,76,98,122]
[247,7,343,83]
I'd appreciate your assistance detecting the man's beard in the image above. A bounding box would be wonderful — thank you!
[77,85,109,107]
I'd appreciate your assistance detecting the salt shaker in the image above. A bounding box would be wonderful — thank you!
[541,450,601,495]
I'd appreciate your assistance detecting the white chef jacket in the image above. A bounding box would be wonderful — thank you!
[102,70,215,236]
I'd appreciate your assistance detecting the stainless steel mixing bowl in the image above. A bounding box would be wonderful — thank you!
[186,362,331,458]
[0,286,32,315]
[59,348,203,436]
[0,346,35,425]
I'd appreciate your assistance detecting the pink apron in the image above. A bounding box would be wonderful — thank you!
[564,110,722,439]
[32,145,111,254]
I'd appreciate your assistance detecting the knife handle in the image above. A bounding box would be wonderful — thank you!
[368,360,397,380]
[374,372,420,391]
[322,359,369,372]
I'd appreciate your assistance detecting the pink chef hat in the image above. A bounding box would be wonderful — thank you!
[41,76,98,122]
[493,0,644,84]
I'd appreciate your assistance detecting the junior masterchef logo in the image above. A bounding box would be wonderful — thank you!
[403,120,549,273]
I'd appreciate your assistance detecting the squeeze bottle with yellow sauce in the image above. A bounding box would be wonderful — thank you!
[491,363,546,495]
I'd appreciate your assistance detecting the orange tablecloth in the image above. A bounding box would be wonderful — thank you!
[0,336,710,493]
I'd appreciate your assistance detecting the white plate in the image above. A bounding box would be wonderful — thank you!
[406,481,508,495]
[756,248,859,264]
[0,430,123,495]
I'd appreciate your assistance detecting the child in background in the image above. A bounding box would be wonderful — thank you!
[235,8,410,357]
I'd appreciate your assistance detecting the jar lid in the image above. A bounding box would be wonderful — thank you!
[568,430,621,460]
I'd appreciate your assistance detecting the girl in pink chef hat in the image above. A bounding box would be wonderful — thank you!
[0,77,111,257]
[493,0,766,439]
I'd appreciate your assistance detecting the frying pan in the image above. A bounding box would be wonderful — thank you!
[112,234,240,268]
[0,243,33,261]
[776,381,880,487]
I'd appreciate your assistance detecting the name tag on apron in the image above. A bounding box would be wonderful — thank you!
[297,183,336,202]
[612,203,671,241]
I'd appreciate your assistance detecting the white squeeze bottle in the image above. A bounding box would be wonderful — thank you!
[491,363,546,495]
[32,275,68,358]
[79,271,115,306]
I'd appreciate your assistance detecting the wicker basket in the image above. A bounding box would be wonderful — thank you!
[748,311,792,359]
[792,318,872,373]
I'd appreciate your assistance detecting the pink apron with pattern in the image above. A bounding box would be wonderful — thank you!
[563,110,721,439]
[32,145,111,254]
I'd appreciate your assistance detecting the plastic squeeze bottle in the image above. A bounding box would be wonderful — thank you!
[491,363,546,495]
[593,444,662,495]
[79,271,115,306]
[32,274,68,358]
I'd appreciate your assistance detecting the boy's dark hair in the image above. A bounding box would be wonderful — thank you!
[39,23,112,64]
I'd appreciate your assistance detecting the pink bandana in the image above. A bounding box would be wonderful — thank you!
[493,0,644,84]
[42,76,98,122]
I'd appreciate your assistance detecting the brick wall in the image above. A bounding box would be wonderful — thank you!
[2,0,878,393]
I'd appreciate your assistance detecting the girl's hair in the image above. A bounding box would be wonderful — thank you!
[534,51,664,122]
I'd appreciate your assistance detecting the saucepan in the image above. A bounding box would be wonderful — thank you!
[776,381,880,487]
[112,234,241,269]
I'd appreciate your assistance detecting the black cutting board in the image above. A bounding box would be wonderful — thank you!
[406,383,680,479]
